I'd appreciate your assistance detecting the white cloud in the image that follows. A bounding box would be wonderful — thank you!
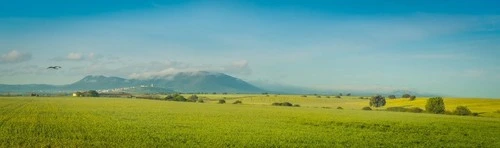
[125,60,252,79]
[66,52,84,61]
[53,52,101,61]
[0,50,32,64]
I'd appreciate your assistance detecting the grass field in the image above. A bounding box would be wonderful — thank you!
[0,96,499,147]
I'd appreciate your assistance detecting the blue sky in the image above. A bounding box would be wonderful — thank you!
[1,0,499,98]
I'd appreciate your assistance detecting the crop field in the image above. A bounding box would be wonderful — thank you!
[0,96,499,147]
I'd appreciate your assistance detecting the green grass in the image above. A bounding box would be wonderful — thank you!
[0,96,499,147]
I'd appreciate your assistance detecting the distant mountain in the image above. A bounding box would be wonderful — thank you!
[141,71,264,93]
[0,71,265,94]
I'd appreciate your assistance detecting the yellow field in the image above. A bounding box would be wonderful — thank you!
[188,94,500,118]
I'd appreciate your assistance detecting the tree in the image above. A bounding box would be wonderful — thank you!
[218,99,226,104]
[453,106,472,116]
[346,93,351,96]
[402,94,411,98]
[388,95,396,99]
[188,95,199,102]
[425,97,445,114]
[409,95,416,101]
[339,93,343,96]
[84,90,99,97]
[369,95,386,107]
[165,95,174,100]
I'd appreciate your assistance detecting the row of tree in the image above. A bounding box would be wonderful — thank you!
[368,95,475,116]
[73,90,99,97]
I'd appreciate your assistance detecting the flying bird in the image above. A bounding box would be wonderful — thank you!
[47,66,62,70]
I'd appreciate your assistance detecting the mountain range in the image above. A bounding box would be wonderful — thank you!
[0,71,434,96]
[0,71,264,94]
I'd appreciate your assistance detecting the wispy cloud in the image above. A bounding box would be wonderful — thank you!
[0,50,32,64]
[52,52,99,61]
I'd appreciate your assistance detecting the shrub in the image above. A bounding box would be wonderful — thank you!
[293,104,300,107]
[197,99,204,103]
[339,93,343,96]
[174,95,187,102]
[369,95,386,107]
[233,100,242,104]
[409,95,416,101]
[386,107,407,112]
[335,96,341,98]
[402,94,411,98]
[337,106,343,109]
[188,95,199,102]
[272,102,295,107]
[426,97,445,114]
[301,95,307,97]
[358,97,365,99]
[453,106,472,116]
[407,107,424,113]
[218,99,226,104]
[316,96,321,98]
[362,107,372,110]
[326,96,331,98]
[272,102,282,106]
[346,93,351,96]
[281,102,293,106]
[387,95,396,99]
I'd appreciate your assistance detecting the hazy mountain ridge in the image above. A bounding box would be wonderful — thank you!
[0,71,264,94]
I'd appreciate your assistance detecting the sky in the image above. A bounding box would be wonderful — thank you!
[1,0,500,98]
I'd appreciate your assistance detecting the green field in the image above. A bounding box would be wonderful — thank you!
[1,96,499,147]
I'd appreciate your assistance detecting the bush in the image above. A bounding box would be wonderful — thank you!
[402,94,411,98]
[197,99,204,103]
[326,96,330,98]
[188,95,199,102]
[386,107,407,112]
[362,107,372,110]
[316,96,321,98]
[272,102,281,106]
[272,102,295,107]
[407,107,424,113]
[293,104,300,107]
[453,106,472,116]
[346,93,351,96]
[335,96,341,98]
[409,95,416,101]
[426,97,445,114]
[281,102,293,106]
[218,99,226,104]
[301,95,307,97]
[388,95,396,99]
[337,106,343,109]
[233,100,242,104]
[369,95,386,107]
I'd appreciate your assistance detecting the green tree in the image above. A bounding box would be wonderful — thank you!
[425,97,445,114]
[84,90,99,97]
[369,95,386,107]
[388,95,396,99]
[409,95,416,101]
[402,94,411,98]
[188,95,199,102]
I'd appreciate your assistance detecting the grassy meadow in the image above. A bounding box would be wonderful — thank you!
[0,95,499,147]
